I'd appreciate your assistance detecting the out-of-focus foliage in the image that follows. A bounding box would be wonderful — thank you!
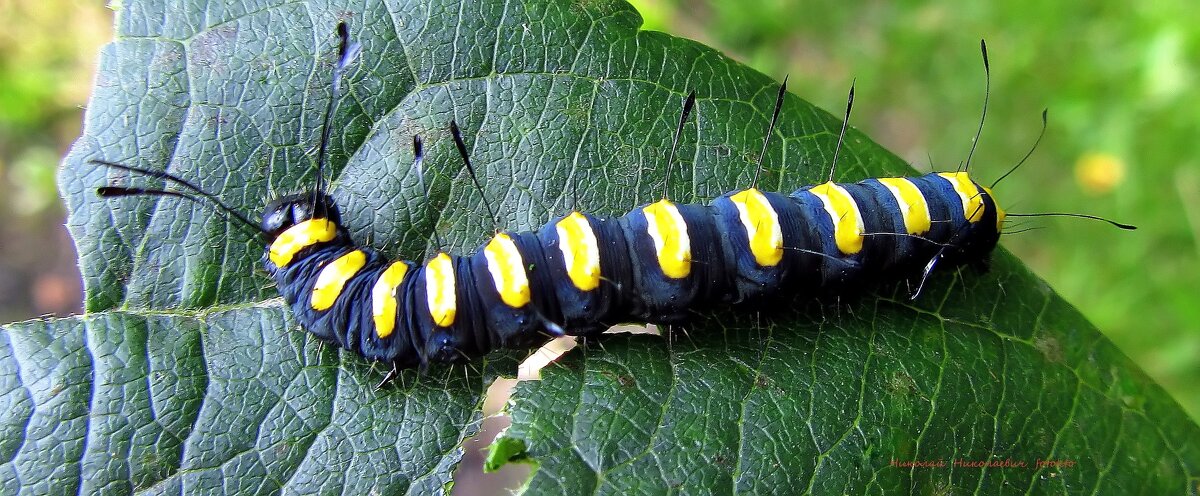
[0,0,110,210]
[628,0,1200,421]
[0,0,110,321]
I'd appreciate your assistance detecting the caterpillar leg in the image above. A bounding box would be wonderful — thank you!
[376,362,400,390]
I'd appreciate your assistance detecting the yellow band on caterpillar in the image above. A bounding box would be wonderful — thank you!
[425,253,456,327]
[810,182,865,255]
[729,188,783,266]
[310,250,367,311]
[371,261,409,339]
[982,185,1005,231]
[643,199,692,279]
[877,178,932,235]
[938,172,985,223]
[555,212,601,291]
[269,218,338,267]
[483,233,531,308]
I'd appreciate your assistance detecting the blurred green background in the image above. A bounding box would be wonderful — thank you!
[4,0,1196,421]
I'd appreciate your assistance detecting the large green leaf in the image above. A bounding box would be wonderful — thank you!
[0,305,495,494]
[500,255,1200,494]
[21,0,1197,493]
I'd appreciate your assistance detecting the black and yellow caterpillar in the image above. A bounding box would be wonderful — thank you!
[94,25,1130,374]
[256,153,1003,370]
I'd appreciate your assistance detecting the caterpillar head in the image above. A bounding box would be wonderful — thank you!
[259,21,360,240]
[261,192,342,238]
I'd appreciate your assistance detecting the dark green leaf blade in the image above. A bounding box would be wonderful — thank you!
[0,305,494,494]
[501,254,1200,494]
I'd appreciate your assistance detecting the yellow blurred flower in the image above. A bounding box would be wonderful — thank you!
[1075,152,1127,195]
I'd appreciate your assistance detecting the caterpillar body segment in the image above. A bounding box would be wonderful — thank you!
[538,212,634,336]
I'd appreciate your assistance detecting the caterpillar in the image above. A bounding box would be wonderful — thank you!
[92,24,1133,377]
